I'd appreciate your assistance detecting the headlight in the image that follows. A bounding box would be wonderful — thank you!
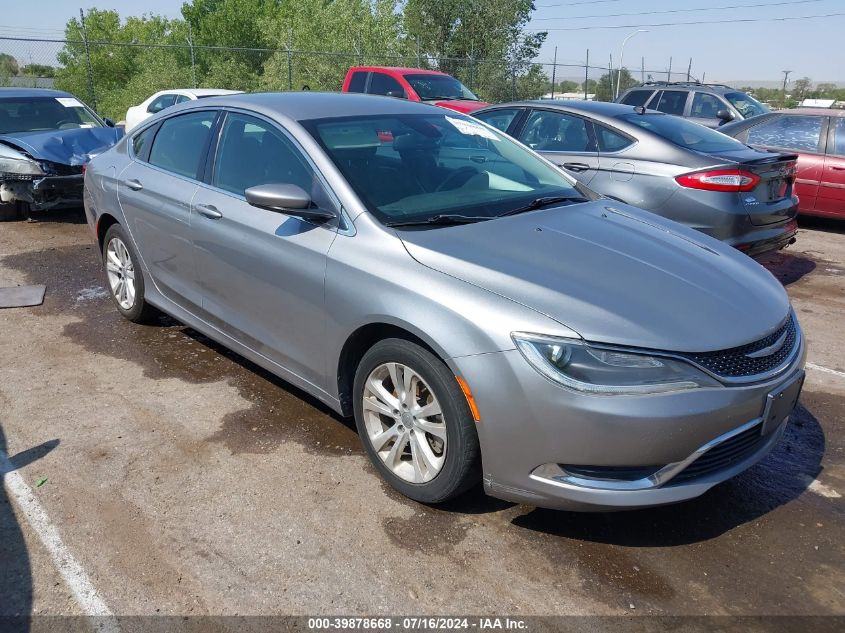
[0,144,44,176]
[512,333,720,395]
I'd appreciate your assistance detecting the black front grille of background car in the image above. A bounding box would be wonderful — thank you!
[668,423,766,485]
[679,314,797,379]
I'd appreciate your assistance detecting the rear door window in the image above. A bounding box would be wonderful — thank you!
[131,125,157,161]
[595,124,634,152]
[347,71,367,93]
[747,115,825,153]
[620,90,653,107]
[148,110,216,179]
[473,108,522,133]
[147,93,177,114]
[831,118,845,157]
[653,90,688,116]
[368,72,404,97]
[690,92,723,119]
[518,110,595,152]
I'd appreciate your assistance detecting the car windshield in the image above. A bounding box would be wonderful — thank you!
[724,92,768,118]
[303,112,593,226]
[618,112,748,153]
[404,74,479,101]
[0,96,102,134]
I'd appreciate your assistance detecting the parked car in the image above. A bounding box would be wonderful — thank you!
[473,100,798,257]
[0,87,122,221]
[617,81,769,129]
[342,66,488,113]
[124,89,242,132]
[720,108,845,220]
[84,92,805,511]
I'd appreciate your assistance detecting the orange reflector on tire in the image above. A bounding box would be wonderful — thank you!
[455,375,481,422]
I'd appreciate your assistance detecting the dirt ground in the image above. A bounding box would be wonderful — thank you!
[0,210,843,623]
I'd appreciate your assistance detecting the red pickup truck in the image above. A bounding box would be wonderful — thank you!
[341,66,488,114]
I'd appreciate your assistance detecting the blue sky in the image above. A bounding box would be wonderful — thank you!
[1,0,843,83]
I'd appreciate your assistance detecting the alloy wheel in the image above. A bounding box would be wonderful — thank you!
[105,236,136,310]
[361,362,447,483]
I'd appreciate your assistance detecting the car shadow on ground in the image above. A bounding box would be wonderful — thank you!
[0,425,59,631]
[23,208,87,225]
[758,251,817,286]
[509,402,824,546]
[799,216,845,236]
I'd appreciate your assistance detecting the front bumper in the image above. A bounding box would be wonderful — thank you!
[0,174,84,211]
[452,336,806,512]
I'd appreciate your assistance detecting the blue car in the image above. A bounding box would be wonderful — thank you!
[0,88,122,220]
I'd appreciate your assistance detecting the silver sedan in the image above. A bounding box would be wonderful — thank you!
[83,92,805,511]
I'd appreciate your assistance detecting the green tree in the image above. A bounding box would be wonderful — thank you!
[20,64,55,78]
[594,68,637,102]
[0,53,20,78]
[403,0,546,100]
[793,77,812,101]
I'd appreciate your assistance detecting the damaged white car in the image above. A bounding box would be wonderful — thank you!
[0,88,122,221]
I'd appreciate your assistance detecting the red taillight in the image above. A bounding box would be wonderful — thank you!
[675,169,760,192]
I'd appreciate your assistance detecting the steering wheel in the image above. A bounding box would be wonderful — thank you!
[435,166,479,192]
[56,121,78,129]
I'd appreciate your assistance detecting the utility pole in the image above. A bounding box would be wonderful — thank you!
[550,46,557,99]
[781,70,793,107]
[584,49,589,100]
[641,56,645,83]
[608,53,614,101]
[687,58,692,82]
[667,56,672,83]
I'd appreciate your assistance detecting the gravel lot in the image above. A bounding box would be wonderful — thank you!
[1,210,843,623]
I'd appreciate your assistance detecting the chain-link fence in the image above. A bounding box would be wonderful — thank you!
[0,36,702,121]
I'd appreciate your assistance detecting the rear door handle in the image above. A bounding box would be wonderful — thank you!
[125,178,143,191]
[562,162,590,173]
[195,203,223,219]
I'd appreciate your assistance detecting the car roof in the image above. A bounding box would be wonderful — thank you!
[778,107,845,117]
[348,66,447,76]
[0,87,77,99]
[171,91,448,121]
[626,82,739,94]
[164,88,243,97]
[478,99,657,118]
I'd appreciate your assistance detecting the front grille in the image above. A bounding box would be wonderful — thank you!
[679,314,797,379]
[669,423,767,485]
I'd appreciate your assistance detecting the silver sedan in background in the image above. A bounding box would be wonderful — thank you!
[474,100,799,258]
[83,93,805,511]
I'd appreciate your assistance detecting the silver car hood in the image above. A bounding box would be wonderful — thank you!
[399,201,790,353]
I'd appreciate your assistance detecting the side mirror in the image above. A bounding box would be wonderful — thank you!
[386,90,407,99]
[103,117,116,128]
[716,109,736,122]
[245,183,336,222]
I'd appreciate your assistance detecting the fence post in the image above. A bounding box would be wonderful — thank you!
[187,22,197,89]
[79,8,96,110]
[550,46,557,99]
[287,27,293,91]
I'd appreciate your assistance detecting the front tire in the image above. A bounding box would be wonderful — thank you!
[353,338,480,504]
[102,224,159,323]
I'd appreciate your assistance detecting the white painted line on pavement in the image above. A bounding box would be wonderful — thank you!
[0,452,120,633]
[807,362,845,380]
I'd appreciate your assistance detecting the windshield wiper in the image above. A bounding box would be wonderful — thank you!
[497,195,589,218]
[385,214,492,228]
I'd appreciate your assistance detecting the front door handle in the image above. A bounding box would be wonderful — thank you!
[562,162,590,173]
[196,203,223,219]
[125,178,143,191]
[831,165,845,171]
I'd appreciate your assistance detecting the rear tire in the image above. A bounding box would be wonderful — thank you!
[102,223,160,323]
[353,338,481,504]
